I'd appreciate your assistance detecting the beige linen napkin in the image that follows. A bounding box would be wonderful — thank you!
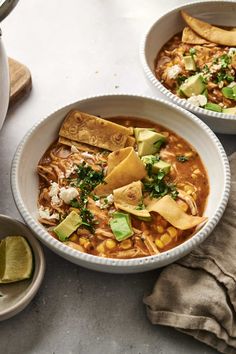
[144,153,236,354]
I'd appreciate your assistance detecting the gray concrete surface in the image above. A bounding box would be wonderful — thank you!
[0,1,235,353]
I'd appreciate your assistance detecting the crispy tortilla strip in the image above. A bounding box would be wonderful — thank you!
[113,181,150,218]
[59,110,132,151]
[125,136,136,147]
[147,195,207,230]
[182,27,210,44]
[181,10,236,46]
[94,147,147,196]
[58,136,100,153]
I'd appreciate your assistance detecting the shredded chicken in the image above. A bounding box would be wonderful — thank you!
[177,189,198,215]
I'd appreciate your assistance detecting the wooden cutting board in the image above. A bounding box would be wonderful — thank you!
[8,57,32,108]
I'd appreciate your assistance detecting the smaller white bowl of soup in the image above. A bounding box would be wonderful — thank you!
[141,1,236,134]
[11,94,230,273]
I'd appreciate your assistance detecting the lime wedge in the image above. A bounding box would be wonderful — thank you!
[0,236,33,283]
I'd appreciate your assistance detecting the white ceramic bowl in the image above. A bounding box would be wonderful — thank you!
[11,94,230,273]
[141,0,236,134]
[0,214,45,321]
[0,36,9,131]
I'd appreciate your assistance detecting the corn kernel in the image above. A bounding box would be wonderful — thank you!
[184,185,194,193]
[167,226,177,238]
[155,239,164,249]
[193,168,201,175]
[185,151,194,158]
[120,239,132,249]
[79,237,87,246]
[191,173,198,179]
[84,241,91,250]
[97,242,105,253]
[70,233,78,242]
[160,233,172,245]
[106,239,116,250]
[177,143,183,148]
[156,225,164,234]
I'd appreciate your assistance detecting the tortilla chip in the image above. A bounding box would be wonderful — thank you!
[181,10,236,46]
[94,147,147,196]
[125,136,136,147]
[58,136,100,153]
[182,27,210,44]
[147,195,207,230]
[113,181,150,218]
[59,110,132,151]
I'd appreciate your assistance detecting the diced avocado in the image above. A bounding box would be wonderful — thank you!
[137,131,166,157]
[180,74,205,98]
[222,107,236,115]
[183,55,196,71]
[154,160,171,175]
[134,127,155,141]
[202,89,208,98]
[221,87,236,100]
[141,155,159,165]
[54,211,82,241]
[141,155,171,175]
[204,102,222,112]
[109,212,133,241]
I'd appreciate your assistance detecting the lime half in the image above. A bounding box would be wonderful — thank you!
[0,236,33,283]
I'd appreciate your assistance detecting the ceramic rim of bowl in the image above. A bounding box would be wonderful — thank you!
[0,214,45,320]
[140,0,236,122]
[11,93,231,269]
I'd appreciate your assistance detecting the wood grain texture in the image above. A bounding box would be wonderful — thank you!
[9,57,32,107]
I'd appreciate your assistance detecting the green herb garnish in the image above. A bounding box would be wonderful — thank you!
[69,162,104,232]
[143,171,178,200]
[176,155,189,162]
[189,48,196,56]
[177,75,187,86]
[220,54,231,69]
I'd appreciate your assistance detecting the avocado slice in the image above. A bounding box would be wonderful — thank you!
[222,107,236,115]
[141,155,171,175]
[204,102,222,112]
[134,127,155,141]
[183,55,196,71]
[180,74,205,98]
[109,212,133,241]
[137,131,166,157]
[54,211,82,241]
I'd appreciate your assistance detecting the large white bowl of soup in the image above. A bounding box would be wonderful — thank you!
[141,1,236,134]
[11,94,230,273]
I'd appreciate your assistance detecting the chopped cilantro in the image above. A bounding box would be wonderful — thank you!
[176,155,189,162]
[189,48,196,56]
[143,171,178,200]
[93,195,100,201]
[220,54,231,69]
[69,162,104,232]
[202,64,210,73]
[177,75,187,86]
[70,199,80,208]
[135,203,145,210]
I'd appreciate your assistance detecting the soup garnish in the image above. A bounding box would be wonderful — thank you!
[37,111,209,259]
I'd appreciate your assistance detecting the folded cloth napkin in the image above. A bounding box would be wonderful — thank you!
[144,152,236,354]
